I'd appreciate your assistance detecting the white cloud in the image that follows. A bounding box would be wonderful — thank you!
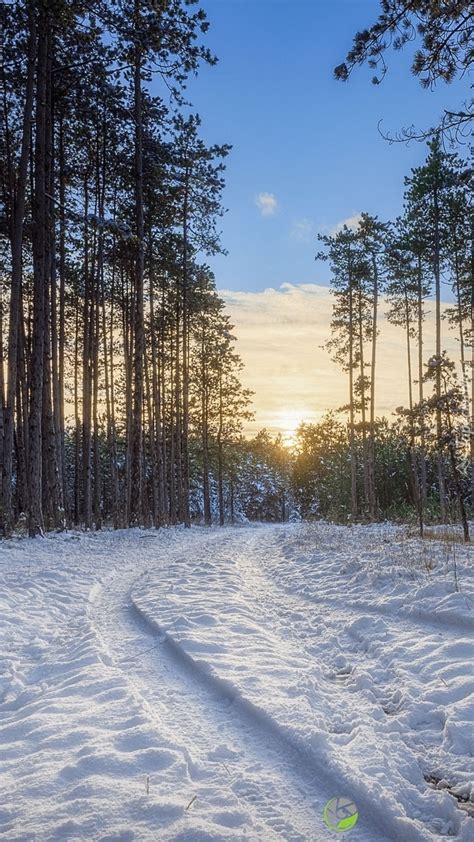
[290,218,314,242]
[329,212,363,235]
[255,192,278,216]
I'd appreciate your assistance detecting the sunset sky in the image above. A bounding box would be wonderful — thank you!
[222,283,462,439]
[179,0,467,438]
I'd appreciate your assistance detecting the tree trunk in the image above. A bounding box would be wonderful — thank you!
[358,287,370,515]
[348,282,357,518]
[181,168,191,527]
[2,7,36,534]
[202,329,211,526]
[148,254,165,525]
[417,256,427,509]
[218,369,224,526]
[28,12,50,536]
[130,3,145,525]
[469,221,474,510]
[368,252,378,519]
[57,112,68,521]
[433,182,446,521]
[404,287,422,535]
[82,181,92,529]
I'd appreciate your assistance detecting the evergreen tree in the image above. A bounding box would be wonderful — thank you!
[422,354,470,542]
[335,0,472,141]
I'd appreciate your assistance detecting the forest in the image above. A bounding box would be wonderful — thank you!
[0,0,472,539]
[0,3,473,841]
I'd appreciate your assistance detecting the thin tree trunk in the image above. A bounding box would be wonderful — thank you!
[369,253,378,519]
[444,395,470,543]
[433,182,446,521]
[348,281,357,518]
[168,326,177,523]
[28,13,50,536]
[358,287,370,514]
[16,322,29,519]
[57,112,68,521]
[2,7,36,534]
[82,180,92,529]
[181,168,191,527]
[74,298,81,523]
[130,1,145,525]
[218,368,224,526]
[404,287,422,533]
[174,303,184,522]
[148,252,164,524]
[92,263,101,529]
[0,283,4,507]
[102,239,119,527]
[144,345,159,525]
[44,79,62,528]
[202,327,211,526]
[417,256,427,510]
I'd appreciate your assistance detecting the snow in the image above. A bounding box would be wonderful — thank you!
[0,523,472,841]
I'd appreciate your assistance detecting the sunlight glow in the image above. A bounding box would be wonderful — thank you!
[273,409,311,444]
[223,285,462,440]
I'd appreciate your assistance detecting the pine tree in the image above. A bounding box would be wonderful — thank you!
[423,354,470,542]
[0,0,248,536]
[404,137,459,521]
[335,0,472,141]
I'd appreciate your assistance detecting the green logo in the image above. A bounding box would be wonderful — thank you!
[323,797,359,832]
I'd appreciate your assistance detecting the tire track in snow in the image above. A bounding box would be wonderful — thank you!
[90,547,342,842]
[92,525,466,840]
[235,530,473,705]
[124,528,435,841]
[244,529,473,634]
[233,529,473,837]
[126,590,391,842]
[234,529,468,728]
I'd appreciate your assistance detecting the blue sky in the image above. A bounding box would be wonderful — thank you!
[182,0,468,293]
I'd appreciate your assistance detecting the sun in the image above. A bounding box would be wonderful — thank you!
[274,409,308,445]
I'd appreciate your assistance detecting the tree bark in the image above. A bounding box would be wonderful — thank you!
[2,6,36,534]
[218,368,224,526]
[417,256,427,509]
[433,181,447,521]
[130,0,145,525]
[368,252,378,519]
[28,12,50,536]
[348,280,357,518]
[181,167,191,527]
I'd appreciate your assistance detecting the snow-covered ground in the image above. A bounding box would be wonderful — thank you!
[0,522,472,841]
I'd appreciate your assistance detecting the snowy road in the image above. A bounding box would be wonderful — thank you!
[91,534,339,842]
[0,523,473,840]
